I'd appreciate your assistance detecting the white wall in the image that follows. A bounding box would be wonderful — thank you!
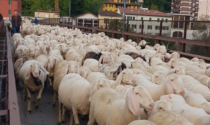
[77,14,98,19]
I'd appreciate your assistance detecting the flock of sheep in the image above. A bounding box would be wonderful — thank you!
[12,21,210,125]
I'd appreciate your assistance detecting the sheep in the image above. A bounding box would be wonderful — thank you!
[79,66,92,79]
[83,51,102,64]
[138,40,147,49]
[58,73,110,125]
[148,111,193,125]
[160,94,210,125]
[186,72,210,88]
[184,89,210,114]
[180,75,210,101]
[83,59,100,72]
[18,60,49,113]
[128,120,156,125]
[135,74,185,101]
[98,51,115,67]
[151,71,166,85]
[65,48,83,65]
[14,45,28,61]
[53,60,80,107]
[125,52,146,61]
[87,86,154,125]
[35,54,48,68]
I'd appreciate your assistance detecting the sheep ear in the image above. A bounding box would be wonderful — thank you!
[98,55,104,68]
[165,78,174,94]
[25,65,32,80]
[128,88,140,116]
[114,71,124,88]
[151,73,156,84]
[40,64,49,74]
[89,80,100,102]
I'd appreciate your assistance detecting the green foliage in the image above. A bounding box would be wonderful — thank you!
[150,4,158,10]
[190,14,210,57]
[83,0,105,15]
[59,0,70,16]
[143,0,171,13]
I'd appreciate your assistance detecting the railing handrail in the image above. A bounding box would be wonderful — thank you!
[6,26,21,125]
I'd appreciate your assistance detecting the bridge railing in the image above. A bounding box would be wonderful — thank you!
[0,25,21,125]
[39,18,210,62]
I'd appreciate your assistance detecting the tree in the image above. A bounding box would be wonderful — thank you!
[59,0,69,16]
[83,0,105,15]
[190,15,210,57]
[150,4,158,10]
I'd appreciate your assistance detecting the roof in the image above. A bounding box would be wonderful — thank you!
[104,0,142,6]
[35,10,60,13]
[74,12,98,19]
[98,11,122,17]
[118,7,172,17]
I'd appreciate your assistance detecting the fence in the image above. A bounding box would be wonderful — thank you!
[39,18,210,62]
[0,26,21,125]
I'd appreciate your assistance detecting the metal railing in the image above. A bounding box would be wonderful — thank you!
[0,25,21,125]
[39,18,210,62]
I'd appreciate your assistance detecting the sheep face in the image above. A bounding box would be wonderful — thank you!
[165,74,185,97]
[79,67,91,79]
[198,62,206,70]
[157,46,167,55]
[138,40,147,46]
[48,57,56,69]
[191,57,199,62]
[121,69,136,86]
[131,86,154,112]
[28,48,36,58]
[60,44,68,53]
[153,44,160,50]
[149,100,172,116]
[174,66,185,75]
[27,62,48,79]
[68,61,80,74]
[168,58,179,68]
[171,52,180,59]
[152,71,165,85]
[103,52,112,64]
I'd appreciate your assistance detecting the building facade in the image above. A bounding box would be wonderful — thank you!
[0,0,22,18]
[98,10,122,28]
[102,0,142,12]
[35,10,60,19]
[117,8,173,36]
[171,0,210,20]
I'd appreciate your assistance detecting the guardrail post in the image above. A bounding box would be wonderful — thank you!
[183,21,188,52]
[105,19,108,29]
[178,42,183,52]
[141,20,144,34]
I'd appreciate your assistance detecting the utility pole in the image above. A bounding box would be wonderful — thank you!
[122,0,126,32]
[69,0,72,17]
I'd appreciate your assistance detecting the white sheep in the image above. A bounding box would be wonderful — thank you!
[18,60,49,113]
[161,94,210,125]
[83,59,100,72]
[58,73,110,125]
[88,86,154,125]
[128,120,156,125]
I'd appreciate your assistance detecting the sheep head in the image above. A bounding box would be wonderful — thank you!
[165,74,185,97]
[127,86,154,116]
[115,69,136,87]
[152,71,166,85]
[148,100,172,116]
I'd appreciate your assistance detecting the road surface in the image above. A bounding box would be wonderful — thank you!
[17,83,89,125]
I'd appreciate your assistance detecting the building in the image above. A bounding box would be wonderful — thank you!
[74,12,98,27]
[98,11,122,28]
[171,0,210,20]
[117,7,173,36]
[0,0,22,18]
[102,0,142,12]
[34,10,60,19]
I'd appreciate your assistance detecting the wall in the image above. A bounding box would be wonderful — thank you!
[198,0,210,19]
[0,0,19,18]
[98,15,122,28]
[123,14,172,36]
[34,12,59,19]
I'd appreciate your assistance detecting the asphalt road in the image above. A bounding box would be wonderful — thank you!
[17,83,89,125]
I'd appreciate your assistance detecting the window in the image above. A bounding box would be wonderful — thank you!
[133,17,135,20]
[149,18,152,21]
[45,15,48,18]
[147,33,152,35]
[118,0,119,2]
[141,17,143,20]
[110,4,113,8]
[8,9,11,15]
[105,4,107,7]
[38,13,40,17]
[104,18,109,23]
[147,25,152,29]
[157,18,160,21]
[139,25,144,29]
[132,25,136,29]
[124,16,126,19]
[8,0,11,5]
[155,26,160,30]
[53,14,55,18]
[162,18,164,21]
[165,19,168,22]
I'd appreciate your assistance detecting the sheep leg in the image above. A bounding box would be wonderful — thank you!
[57,101,62,125]
[87,106,96,125]
[48,77,52,86]
[72,107,79,125]
[62,104,66,123]
[69,110,73,125]
[15,76,20,89]
[53,91,57,107]
[25,87,31,113]
[23,87,27,101]
[34,91,37,104]
[35,87,44,109]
